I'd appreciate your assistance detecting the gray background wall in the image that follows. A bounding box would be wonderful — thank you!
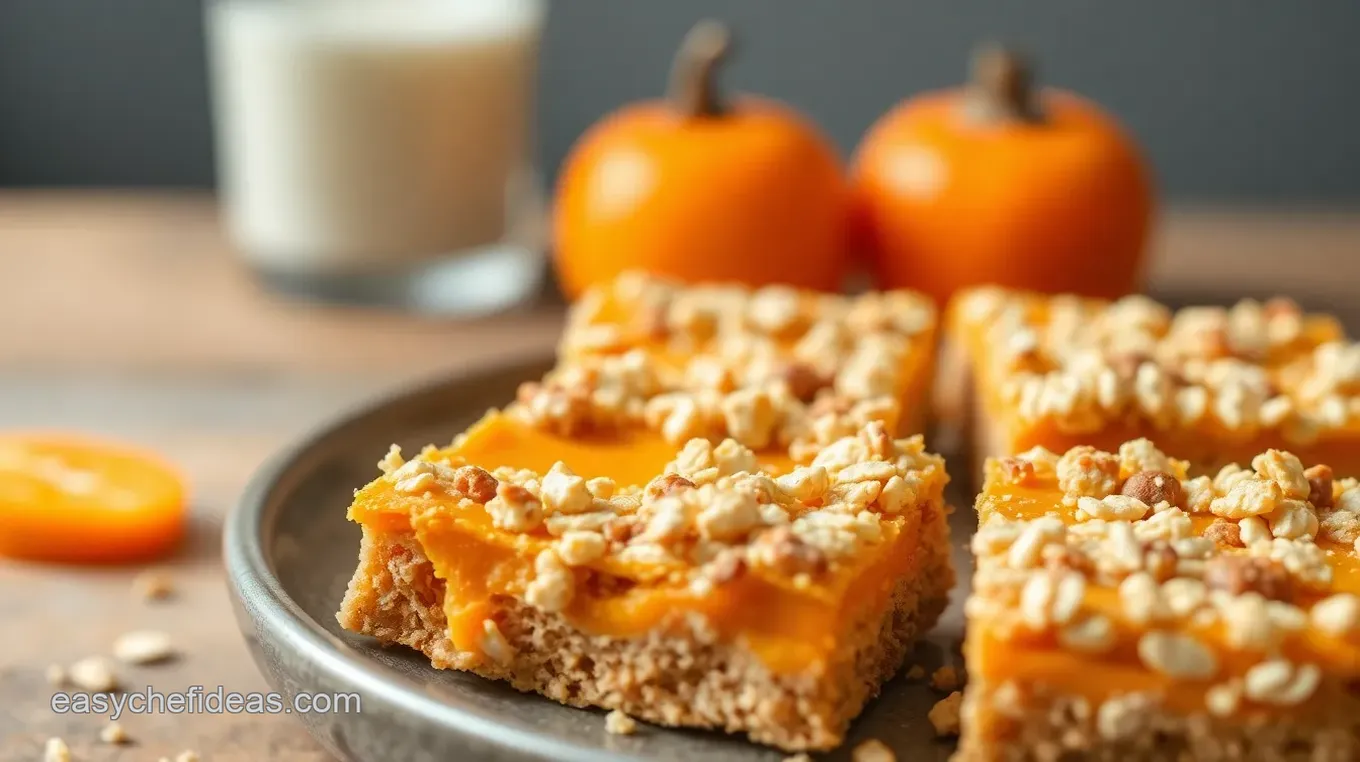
[1,0,1357,200]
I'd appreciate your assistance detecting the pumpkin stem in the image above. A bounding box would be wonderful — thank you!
[669,19,733,118]
[965,43,1043,124]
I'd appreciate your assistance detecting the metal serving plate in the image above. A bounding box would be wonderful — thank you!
[224,355,968,762]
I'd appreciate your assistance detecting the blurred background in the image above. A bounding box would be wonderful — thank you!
[2,0,1358,200]
[1,4,1359,759]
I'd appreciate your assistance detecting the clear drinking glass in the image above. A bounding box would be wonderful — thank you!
[206,0,546,315]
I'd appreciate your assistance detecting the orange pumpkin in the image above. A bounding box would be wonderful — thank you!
[851,45,1153,306]
[553,21,849,299]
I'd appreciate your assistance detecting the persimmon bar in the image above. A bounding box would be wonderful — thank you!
[338,275,952,751]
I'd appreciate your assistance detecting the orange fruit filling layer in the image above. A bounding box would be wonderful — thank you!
[350,412,925,674]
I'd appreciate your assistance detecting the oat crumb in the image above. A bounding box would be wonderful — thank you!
[99,720,129,745]
[930,664,960,692]
[133,570,175,601]
[45,663,67,687]
[112,630,176,665]
[852,737,897,762]
[68,656,118,693]
[604,709,637,735]
[929,691,964,737]
[44,737,71,762]
[906,664,926,680]
[174,751,201,762]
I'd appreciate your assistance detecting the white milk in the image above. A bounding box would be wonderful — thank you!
[208,0,543,274]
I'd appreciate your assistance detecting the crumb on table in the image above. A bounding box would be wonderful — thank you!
[930,664,960,692]
[604,709,637,736]
[929,692,963,737]
[852,737,897,762]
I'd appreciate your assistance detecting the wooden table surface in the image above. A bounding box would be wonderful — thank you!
[0,192,1357,761]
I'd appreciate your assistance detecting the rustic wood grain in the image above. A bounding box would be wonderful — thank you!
[0,192,1357,761]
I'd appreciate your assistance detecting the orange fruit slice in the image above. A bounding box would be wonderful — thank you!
[0,433,187,564]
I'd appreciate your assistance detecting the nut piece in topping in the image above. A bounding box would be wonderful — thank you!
[557,530,608,566]
[44,738,71,762]
[1306,464,1335,508]
[524,550,575,612]
[1210,478,1283,519]
[1311,593,1360,637]
[1120,470,1184,510]
[712,438,759,476]
[1059,614,1117,654]
[774,466,830,503]
[452,465,499,504]
[1056,446,1120,503]
[1205,681,1243,717]
[376,444,404,474]
[1243,659,1321,706]
[1252,449,1311,500]
[784,362,831,403]
[1137,631,1218,679]
[720,387,778,450]
[1204,555,1294,601]
[486,483,544,532]
[604,709,638,736]
[1239,516,1271,546]
[1268,499,1317,540]
[1076,494,1150,522]
[540,462,593,515]
[68,656,119,692]
[748,526,826,577]
[113,630,176,665]
[928,692,963,737]
[996,457,1037,486]
[1203,519,1245,548]
[696,491,762,542]
[1096,693,1155,741]
[100,720,130,745]
[1117,439,1174,478]
[645,473,695,501]
[480,619,514,665]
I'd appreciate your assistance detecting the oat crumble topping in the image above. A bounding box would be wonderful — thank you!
[518,273,935,452]
[960,289,1358,440]
[386,423,946,605]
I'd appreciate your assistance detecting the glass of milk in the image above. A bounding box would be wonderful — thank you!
[207,0,545,315]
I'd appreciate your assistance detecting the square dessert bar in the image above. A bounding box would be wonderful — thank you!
[946,287,1360,474]
[556,271,939,441]
[959,439,1360,761]
[338,422,952,751]
[338,275,952,751]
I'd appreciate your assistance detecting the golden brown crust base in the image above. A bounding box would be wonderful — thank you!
[338,518,952,752]
[955,678,1360,762]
